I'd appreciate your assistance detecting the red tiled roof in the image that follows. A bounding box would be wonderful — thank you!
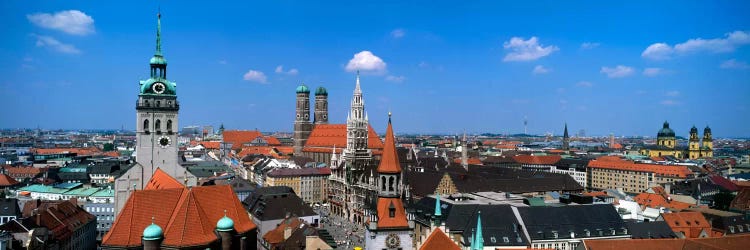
[264,136,282,146]
[103,184,256,247]
[23,200,95,241]
[634,193,692,210]
[452,158,483,165]
[376,198,408,229]
[730,188,750,212]
[420,228,460,250]
[263,217,304,244]
[4,166,45,176]
[103,151,120,157]
[661,212,711,238]
[377,120,400,174]
[198,141,221,150]
[33,147,102,156]
[222,130,263,149]
[267,167,331,177]
[303,124,384,152]
[588,156,692,178]
[582,191,608,197]
[145,168,185,190]
[512,155,561,165]
[0,173,20,187]
[708,175,739,192]
[584,234,750,250]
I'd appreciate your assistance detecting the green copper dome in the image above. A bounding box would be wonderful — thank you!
[657,121,675,137]
[150,55,167,65]
[315,86,328,96]
[296,84,310,94]
[216,216,235,232]
[140,78,177,95]
[142,222,163,240]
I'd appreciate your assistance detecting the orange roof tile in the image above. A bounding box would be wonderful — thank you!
[420,228,460,250]
[264,136,282,146]
[103,183,256,247]
[223,130,263,149]
[376,198,408,229]
[198,141,221,150]
[0,173,20,187]
[303,124,383,153]
[512,155,561,165]
[660,212,712,238]
[144,168,185,190]
[584,234,750,250]
[263,217,304,244]
[33,147,102,156]
[377,120,400,174]
[634,193,692,210]
[452,158,483,165]
[583,191,608,197]
[589,156,692,178]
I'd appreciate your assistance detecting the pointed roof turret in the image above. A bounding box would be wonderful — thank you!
[472,210,484,250]
[563,123,569,138]
[149,11,167,65]
[378,112,400,174]
[434,193,442,217]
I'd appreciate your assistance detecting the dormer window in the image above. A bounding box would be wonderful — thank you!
[552,231,558,239]
[585,229,591,237]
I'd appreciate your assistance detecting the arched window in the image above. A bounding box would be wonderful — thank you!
[389,176,395,191]
[167,120,173,134]
[381,176,386,191]
[155,119,161,133]
[143,119,150,133]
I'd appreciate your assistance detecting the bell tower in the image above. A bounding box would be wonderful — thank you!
[702,126,713,158]
[293,84,312,155]
[314,87,328,125]
[688,126,700,159]
[135,11,180,180]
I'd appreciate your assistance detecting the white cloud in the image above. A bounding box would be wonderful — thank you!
[532,65,550,74]
[642,31,750,60]
[391,29,405,38]
[385,75,405,83]
[27,10,95,35]
[666,91,680,97]
[32,34,80,54]
[643,67,664,77]
[580,42,600,49]
[274,65,299,75]
[660,100,680,106]
[720,59,750,69]
[641,43,673,60]
[576,81,593,87]
[418,61,429,68]
[345,51,387,74]
[502,36,559,62]
[218,60,227,65]
[600,65,635,78]
[242,70,267,83]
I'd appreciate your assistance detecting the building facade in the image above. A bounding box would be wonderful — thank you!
[265,167,330,204]
[588,156,692,193]
[639,121,713,159]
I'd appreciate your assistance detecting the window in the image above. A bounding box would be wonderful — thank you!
[167,120,173,134]
[155,119,161,133]
[143,119,150,133]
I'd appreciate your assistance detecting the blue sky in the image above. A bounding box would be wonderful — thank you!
[1,1,749,137]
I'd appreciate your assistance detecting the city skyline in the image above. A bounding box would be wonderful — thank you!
[1,1,749,137]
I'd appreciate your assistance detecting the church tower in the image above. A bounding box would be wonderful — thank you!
[562,123,570,151]
[702,126,713,158]
[136,11,179,178]
[657,121,676,149]
[293,84,312,155]
[314,87,329,125]
[365,113,413,250]
[689,125,700,159]
[343,72,372,163]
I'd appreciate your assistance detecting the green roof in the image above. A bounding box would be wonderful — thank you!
[143,223,163,240]
[149,55,167,65]
[140,78,177,95]
[64,187,100,197]
[18,185,68,194]
[216,216,234,231]
[296,84,310,93]
[315,86,327,95]
[59,167,87,173]
[92,188,115,197]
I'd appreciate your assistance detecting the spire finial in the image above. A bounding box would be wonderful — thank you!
[155,10,162,56]
[388,111,392,124]
[151,216,155,224]
[223,209,227,217]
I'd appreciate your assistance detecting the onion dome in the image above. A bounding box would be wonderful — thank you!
[150,55,167,65]
[142,219,163,240]
[704,126,711,134]
[690,125,698,134]
[657,121,675,137]
[216,215,235,232]
[315,86,328,96]
[296,84,310,94]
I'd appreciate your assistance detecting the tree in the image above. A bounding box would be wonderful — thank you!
[103,143,115,152]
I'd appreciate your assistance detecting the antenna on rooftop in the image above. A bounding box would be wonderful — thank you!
[524,116,528,134]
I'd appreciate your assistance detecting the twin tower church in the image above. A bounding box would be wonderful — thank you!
[106,12,415,250]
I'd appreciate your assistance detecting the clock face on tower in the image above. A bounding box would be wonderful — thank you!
[158,136,171,148]
[152,82,166,94]
[386,233,400,248]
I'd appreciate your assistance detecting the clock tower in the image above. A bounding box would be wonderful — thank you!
[136,11,179,178]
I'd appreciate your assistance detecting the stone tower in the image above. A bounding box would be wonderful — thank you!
[293,84,313,155]
[689,125,700,159]
[702,126,713,158]
[136,12,179,178]
[314,87,329,125]
[344,72,372,162]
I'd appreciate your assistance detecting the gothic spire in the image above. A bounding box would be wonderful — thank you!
[472,211,484,250]
[354,70,362,94]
